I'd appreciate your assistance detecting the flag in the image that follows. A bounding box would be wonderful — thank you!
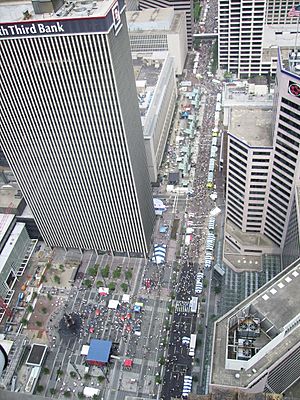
[288,4,300,17]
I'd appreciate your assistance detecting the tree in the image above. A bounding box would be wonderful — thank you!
[46,262,52,270]
[96,280,104,288]
[27,305,33,313]
[108,282,116,291]
[121,283,128,293]
[36,320,42,327]
[21,318,28,326]
[83,279,92,288]
[43,367,50,374]
[57,369,64,376]
[41,307,48,314]
[59,264,65,271]
[54,275,61,284]
[214,286,221,294]
[125,270,132,281]
[101,265,109,279]
[193,375,199,382]
[49,388,56,395]
[159,356,165,365]
[97,376,105,383]
[203,278,208,288]
[64,391,71,397]
[113,267,121,279]
[32,292,38,300]
[77,392,85,399]
[88,266,97,277]
[36,385,44,393]
[155,376,162,384]
[84,373,91,380]
[167,304,173,315]
[47,293,53,301]
[70,371,77,378]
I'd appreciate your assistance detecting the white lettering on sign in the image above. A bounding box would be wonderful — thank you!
[0,22,65,37]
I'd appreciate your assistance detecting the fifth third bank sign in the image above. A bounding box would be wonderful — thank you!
[0,22,65,36]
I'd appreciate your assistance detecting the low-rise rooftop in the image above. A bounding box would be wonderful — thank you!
[133,52,168,127]
[228,107,273,147]
[0,184,24,212]
[211,258,300,389]
[127,7,174,30]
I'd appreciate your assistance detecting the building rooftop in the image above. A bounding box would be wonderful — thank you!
[127,8,183,34]
[127,7,174,30]
[26,344,47,366]
[0,0,122,23]
[263,24,298,49]
[228,108,273,147]
[211,258,300,389]
[0,222,26,274]
[279,46,300,78]
[0,184,24,210]
[133,52,166,124]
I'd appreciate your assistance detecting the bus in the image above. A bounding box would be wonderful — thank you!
[189,334,197,357]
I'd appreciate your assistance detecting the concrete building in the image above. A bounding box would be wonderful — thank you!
[139,0,193,48]
[210,257,300,394]
[0,0,155,257]
[222,47,300,287]
[133,52,177,182]
[262,49,300,249]
[218,0,299,78]
[127,8,187,74]
[0,215,31,301]
[223,82,280,270]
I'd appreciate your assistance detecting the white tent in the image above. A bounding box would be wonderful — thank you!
[83,387,100,398]
[210,207,221,217]
[80,345,90,356]
[122,294,130,303]
[108,299,119,309]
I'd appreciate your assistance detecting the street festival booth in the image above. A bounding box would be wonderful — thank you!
[108,299,119,310]
[133,302,144,313]
[98,287,109,296]
[123,358,133,369]
[122,294,130,303]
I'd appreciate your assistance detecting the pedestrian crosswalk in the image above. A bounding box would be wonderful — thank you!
[175,300,191,313]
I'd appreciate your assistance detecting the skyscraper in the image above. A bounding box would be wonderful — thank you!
[219,0,297,78]
[0,0,155,257]
[223,48,300,268]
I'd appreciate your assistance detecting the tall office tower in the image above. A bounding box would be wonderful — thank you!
[219,0,299,78]
[219,0,266,78]
[262,49,300,248]
[139,0,193,48]
[0,0,155,257]
[223,49,300,270]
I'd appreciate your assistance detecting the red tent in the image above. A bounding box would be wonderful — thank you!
[123,358,133,368]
